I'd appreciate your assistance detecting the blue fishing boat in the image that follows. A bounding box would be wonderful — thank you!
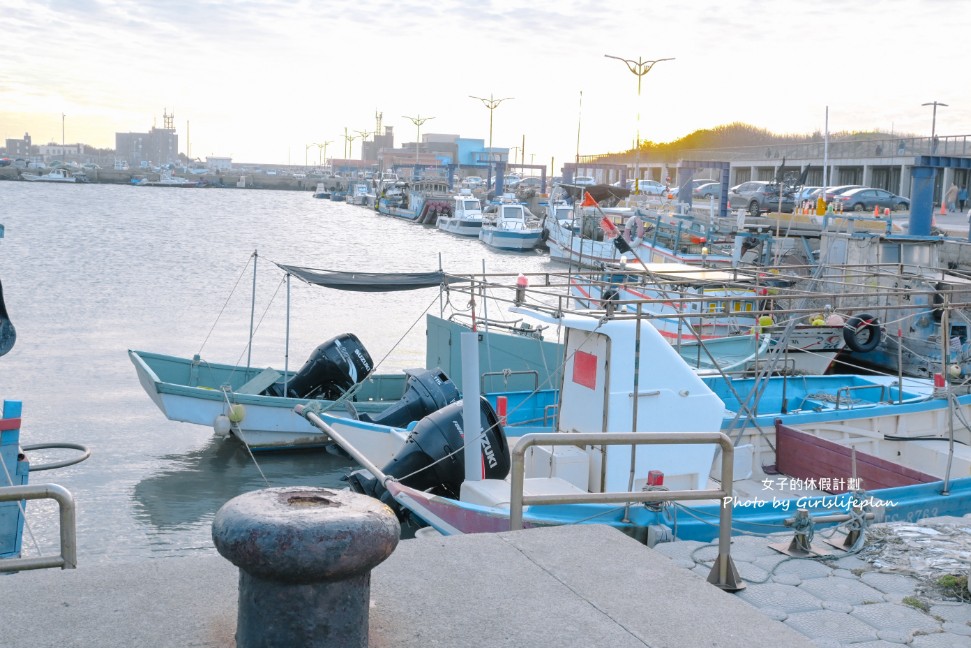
[478,199,544,251]
[377,179,451,221]
[296,274,971,547]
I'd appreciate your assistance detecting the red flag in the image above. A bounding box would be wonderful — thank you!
[582,191,598,207]
[600,216,619,238]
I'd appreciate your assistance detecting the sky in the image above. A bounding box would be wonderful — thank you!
[2,0,967,171]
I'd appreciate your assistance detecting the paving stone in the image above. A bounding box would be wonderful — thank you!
[852,602,941,635]
[736,582,822,614]
[774,573,803,586]
[912,632,971,647]
[800,575,887,605]
[727,535,785,561]
[832,554,870,571]
[785,609,879,643]
[943,623,971,637]
[753,552,791,573]
[761,607,788,621]
[931,604,971,625]
[833,568,859,579]
[810,639,842,648]
[691,564,711,579]
[851,641,908,648]
[650,539,708,562]
[735,560,770,584]
[821,600,854,613]
[877,629,915,643]
[862,572,919,596]
[774,558,834,580]
[691,544,720,563]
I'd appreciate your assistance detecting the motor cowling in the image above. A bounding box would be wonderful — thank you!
[347,397,510,516]
[265,333,372,399]
[355,367,459,427]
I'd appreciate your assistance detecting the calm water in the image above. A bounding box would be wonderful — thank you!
[0,182,554,564]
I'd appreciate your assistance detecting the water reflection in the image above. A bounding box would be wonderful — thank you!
[132,438,355,530]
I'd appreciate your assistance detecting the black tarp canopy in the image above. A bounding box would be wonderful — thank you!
[557,183,631,203]
[275,264,469,292]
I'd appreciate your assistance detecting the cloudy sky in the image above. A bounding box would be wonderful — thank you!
[2,0,965,169]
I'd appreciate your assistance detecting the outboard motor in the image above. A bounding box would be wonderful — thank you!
[354,367,459,427]
[264,333,372,399]
[347,397,510,516]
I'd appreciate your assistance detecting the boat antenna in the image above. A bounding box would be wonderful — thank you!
[248,250,258,371]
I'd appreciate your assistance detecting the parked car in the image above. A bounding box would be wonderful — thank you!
[462,176,484,188]
[518,177,543,190]
[728,181,795,216]
[794,186,823,204]
[835,187,910,212]
[573,175,596,186]
[821,185,864,203]
[692,182,722,200]
[622,178,666,195]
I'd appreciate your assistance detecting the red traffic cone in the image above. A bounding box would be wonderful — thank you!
[941,203,947,216]
[884,208,891,216]
[873,205,879,217]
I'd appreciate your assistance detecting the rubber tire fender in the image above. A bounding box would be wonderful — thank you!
[843,314,882,353]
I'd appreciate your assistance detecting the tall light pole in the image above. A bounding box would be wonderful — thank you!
[61,112,66,145]
[922,100,948,147]
[604,54,673,193]
[355,129,374,162]
[403,114,434,169]
[319,140,332,167]
[305,143,318,167]
[470,94,513,185]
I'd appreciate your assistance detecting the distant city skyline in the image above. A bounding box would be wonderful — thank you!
[2,1,966,170]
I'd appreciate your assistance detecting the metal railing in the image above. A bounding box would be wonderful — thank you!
[835,384,888,410]
[0,483,77,572]
[508,431,744,591]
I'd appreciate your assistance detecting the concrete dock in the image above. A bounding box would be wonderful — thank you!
[3,525,811,648]
[4,519,971,647]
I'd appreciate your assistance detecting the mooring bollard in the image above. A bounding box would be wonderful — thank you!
[212,486,400,648]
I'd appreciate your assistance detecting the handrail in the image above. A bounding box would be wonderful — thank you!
[0,483,77,571]
[835,384,887,410]
[480,369,539,393]
[508,431,743,591]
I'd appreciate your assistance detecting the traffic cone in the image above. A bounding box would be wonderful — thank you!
[884,208,891,216]
[874,205,880,217]
[941,203,947,216]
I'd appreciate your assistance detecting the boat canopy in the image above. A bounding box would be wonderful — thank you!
[275,264,469,292]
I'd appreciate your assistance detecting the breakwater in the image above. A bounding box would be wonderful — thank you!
[0,165,335,191]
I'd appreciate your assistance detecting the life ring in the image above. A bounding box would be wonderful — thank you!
[843,314,882,353]
[623,215,645,243]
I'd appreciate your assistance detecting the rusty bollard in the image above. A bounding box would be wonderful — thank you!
[212,486,400,648]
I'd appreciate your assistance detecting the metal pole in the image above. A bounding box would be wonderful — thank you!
[247,250,257,371]
[604,55,674,192]
[470,95,513,189]
[284,273,291,395]
[461,332,482,483]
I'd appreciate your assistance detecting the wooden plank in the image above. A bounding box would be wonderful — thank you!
[775,420,937,492]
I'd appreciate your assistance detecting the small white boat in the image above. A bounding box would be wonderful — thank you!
[136,172,202,188]
[479,200,544,251]
[313,183,331,199]
[21,168,79,183]
[436,191,483,237]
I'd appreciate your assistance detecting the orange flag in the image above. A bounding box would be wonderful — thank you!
[581,191,598,207]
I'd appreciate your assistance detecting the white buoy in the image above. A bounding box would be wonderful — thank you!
[214,414,232,437]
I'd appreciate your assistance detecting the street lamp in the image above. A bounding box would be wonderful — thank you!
[470,94,513,187]
[922,100,948,149]
[604,54,674,193]
[318,141,331,167]
[305,143,318,168]
[403,114,434,169]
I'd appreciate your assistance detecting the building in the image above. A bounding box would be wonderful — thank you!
[114,110,180,168]
[580,133,971,203]
[3,133,31,158]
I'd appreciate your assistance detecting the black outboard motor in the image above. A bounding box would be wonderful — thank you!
[347,397,510,516]
[264,333,372,399]
[355,367,459,427]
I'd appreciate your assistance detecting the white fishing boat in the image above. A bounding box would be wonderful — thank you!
[436,191,484,237]
[296,277,971,548]
[478,199,545,251]
[21,168,80,183]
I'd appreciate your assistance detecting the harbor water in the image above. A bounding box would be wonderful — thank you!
[0,182,554,563]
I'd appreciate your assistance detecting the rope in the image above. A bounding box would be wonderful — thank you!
[197,253,254,356]
[219,388,269,486]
